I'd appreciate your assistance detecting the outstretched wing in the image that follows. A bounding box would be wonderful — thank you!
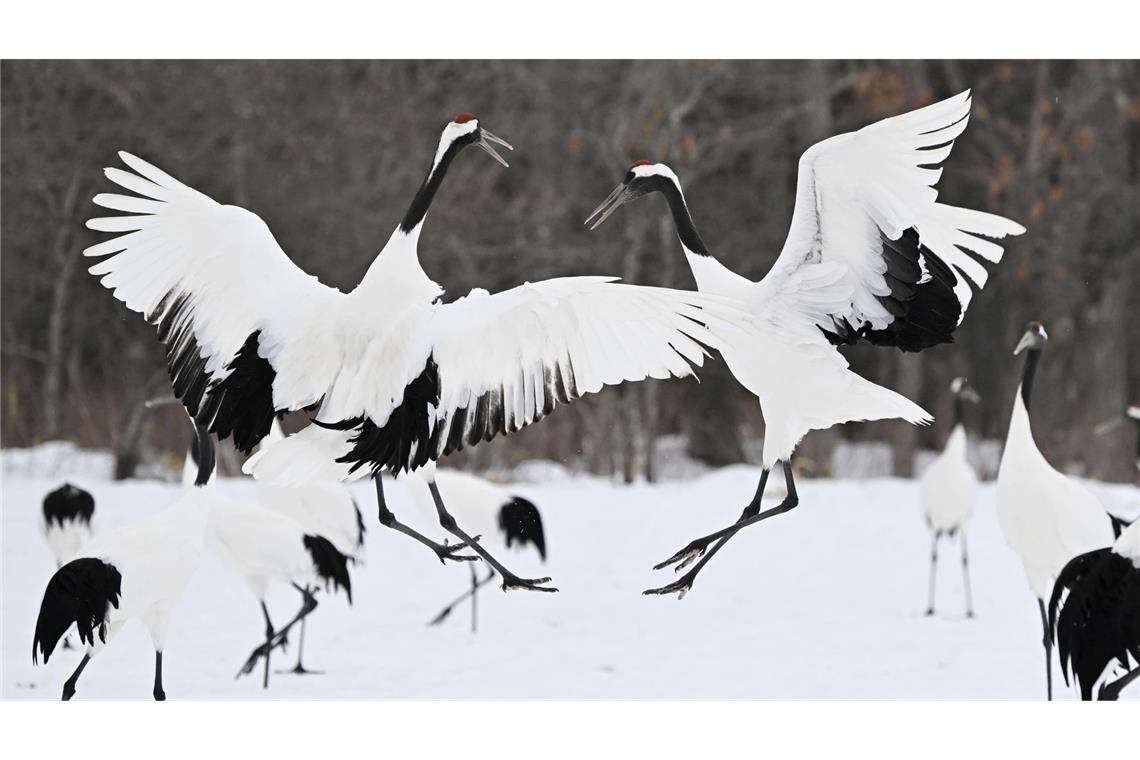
[754,90,1025,352]
[246,278,741,482]
[85,152,343,451]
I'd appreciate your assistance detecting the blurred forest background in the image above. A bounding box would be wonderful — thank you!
[2,60,1138,482]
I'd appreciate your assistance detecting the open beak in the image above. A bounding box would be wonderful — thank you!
[477,129,513,168]
[584,182,631,230]
[1013,332,1035,356]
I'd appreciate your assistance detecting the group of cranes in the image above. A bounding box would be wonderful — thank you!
[27,89,1138,700]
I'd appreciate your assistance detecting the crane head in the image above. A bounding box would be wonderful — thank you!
[950,376,981,403]
[583,160,682,230]
[435,112,513,168]
[1013,320,1048,356]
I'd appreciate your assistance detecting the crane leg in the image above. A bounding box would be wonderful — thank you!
[373,475,479,564]
[153,651,166,701]
[645,461,799,598]
[925,533,939,616]
[61,653,91,701]
[260,601,274,689]
[426,568,497,626]
[428,480,557,593]
[960,532,974,618]
[237,587,318,683]
[1038,598,1053,700]
[278,586,323,675]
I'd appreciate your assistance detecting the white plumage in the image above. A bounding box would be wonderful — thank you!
[84,113,759,592]
[918,377,980,617]
[588,90,1024,597]
[996,321,1113,699]
[32,423,214,700]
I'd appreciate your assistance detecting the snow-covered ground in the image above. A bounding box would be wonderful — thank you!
[2,462,1136,699]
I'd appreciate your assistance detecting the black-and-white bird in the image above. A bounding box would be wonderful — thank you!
[405,466,547,632]
[996,321,1114,699]
[32,421,214,700]
[186,431,354,689]
[1049,519,1140,700]
[919,377,981,617]
[41,482,95,569]
[250,419,364,676]
[85,113,751,594]
[586,91,1025,597]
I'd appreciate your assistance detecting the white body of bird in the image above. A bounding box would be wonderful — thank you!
[997,391,1112,600]
[920,425,978,533]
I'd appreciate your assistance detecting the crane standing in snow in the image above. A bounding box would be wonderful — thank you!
[404,466,546,632]
[85,113,754,595]
[996,321,1114,699]
[919,377,981,618]
[32,420,214,700]
[181,429,354,689]
[587,91,1024,598]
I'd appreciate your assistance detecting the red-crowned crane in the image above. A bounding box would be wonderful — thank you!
[85,113,752,594]
[32,421,214,700]
[996,321,1114,699]
[919,377,981,618]
[587,91,1024,597]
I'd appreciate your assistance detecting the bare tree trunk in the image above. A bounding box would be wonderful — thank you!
[114,368,167,480]
[42,170,82,441]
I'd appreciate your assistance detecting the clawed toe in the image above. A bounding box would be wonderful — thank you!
[500,575,558,593]
[437,535,481,563]
[653,539,710,572]
[643,573,695,600]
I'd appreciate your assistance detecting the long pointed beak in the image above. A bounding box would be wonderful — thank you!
[1093,417,1126,437]
[477,129,513,168]
[1013,332,1034,356]
[584,182,630,230]
[145,395,179,409]
[962,388,982,404]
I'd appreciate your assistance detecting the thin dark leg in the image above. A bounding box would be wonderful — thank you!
[153,651,166,701]
[428,481,556,592]
[260,601,273,689]
[374,475,478,564]
[470,562,478,634]
[645,462,798,598]
[960,532,975,618]
[278,585,323,675]
[426,569,497,626]
[925,533,939,616]
[1038,598,1053,701]
[1097,666,1140,701]
[61,653,91,701]
[237,585,319,681]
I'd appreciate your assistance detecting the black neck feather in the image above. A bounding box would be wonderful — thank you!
[1020,349,1041,411]
[653,178,711,257]
[399,136,471,233]
[953,395,966,428]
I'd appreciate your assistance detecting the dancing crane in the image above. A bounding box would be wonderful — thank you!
[587,91,1024,597]
[85,113,750,594]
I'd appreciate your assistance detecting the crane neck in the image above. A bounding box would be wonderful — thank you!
[399,135,469,235]
[1019,347,1042,411]
[657,179,711,259]
[953,395,967,428]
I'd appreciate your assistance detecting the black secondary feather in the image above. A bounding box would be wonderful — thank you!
[42,483,95,528]
[33,558,122,665]
[1049,546,1140,700]
[821,228,966,353]
[302,535,352,604]
[498,496,547,561]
